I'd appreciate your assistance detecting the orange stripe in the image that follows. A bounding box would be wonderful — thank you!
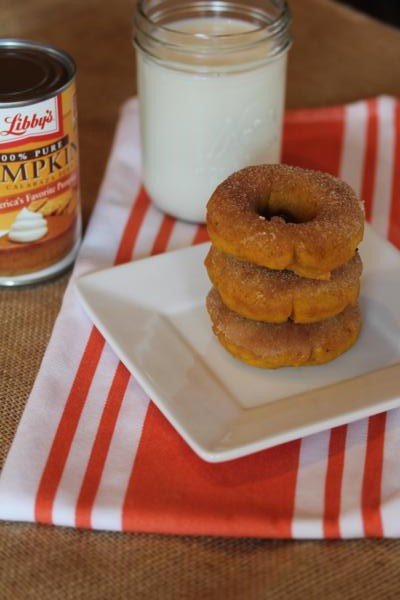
[73,208,177,527]
[192,225,209,244]
[361,99,378,221]
[122,403,301,537]
[35,187,149,524]
[362,413,386,536]
[282,106,345,175]
[35,327,105,524]
[323,426,347,538]
[293,106,346,539]
[359,99,387,538]
[388,100,400,248]
[75,362,131,528]
[151,214,175,255]
[115,187,150,265]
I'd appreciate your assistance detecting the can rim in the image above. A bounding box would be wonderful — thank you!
[0,38,76,108]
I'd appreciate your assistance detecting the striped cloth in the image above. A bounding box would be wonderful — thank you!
[1,96,399,538]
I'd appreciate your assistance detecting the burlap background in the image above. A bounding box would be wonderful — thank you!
[2,0,400,597]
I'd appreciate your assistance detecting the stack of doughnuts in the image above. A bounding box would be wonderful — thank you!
[205,165,364,368]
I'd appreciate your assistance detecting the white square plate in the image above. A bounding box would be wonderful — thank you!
[76,224,400,463]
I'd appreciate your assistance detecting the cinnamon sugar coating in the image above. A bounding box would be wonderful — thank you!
[205,246,362,324]
[206,164,364,280]
[206,288,362,368]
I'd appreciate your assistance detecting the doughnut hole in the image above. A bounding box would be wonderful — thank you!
[257,188,319,224]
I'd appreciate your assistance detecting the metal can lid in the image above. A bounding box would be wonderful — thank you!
[0,39,76,107]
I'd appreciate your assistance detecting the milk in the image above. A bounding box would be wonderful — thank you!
[136,17,288,223]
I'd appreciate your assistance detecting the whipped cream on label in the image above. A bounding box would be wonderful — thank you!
[8,208,48,243]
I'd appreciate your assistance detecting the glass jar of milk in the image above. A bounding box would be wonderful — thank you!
[134,0,291,223]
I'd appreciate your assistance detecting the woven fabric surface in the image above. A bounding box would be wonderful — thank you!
[0,275,69,468]
[1,523,400,599]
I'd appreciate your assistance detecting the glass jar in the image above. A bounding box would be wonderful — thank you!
[134,0,291,223]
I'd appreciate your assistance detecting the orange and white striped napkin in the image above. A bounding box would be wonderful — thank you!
[1,97,399,538]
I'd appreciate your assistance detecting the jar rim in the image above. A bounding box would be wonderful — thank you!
[137,0,289,35]
[134,0,291,59]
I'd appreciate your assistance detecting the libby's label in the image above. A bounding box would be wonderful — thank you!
[0,96,61,145]
[0,80,80,277]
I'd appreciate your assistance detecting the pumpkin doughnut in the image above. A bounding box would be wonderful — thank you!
[205,246,362,324]
[206,165,364,280]
[206,288,362,368]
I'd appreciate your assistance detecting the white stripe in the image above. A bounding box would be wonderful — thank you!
[339,418,368,537]
[330,100,372,537]
[53,186,167,525]
[91,207,183,528]
[0,314,93,523]
[50,180,146,526]
[167,219,197,251]
[52,347,120,527]
[291,430,330,538]
[91,220,197,529]
[91,378,150,530]
[91,217,195,529]
[133,206,197,260]
[79,99,142,271]
[336,98,392,537]
[380,408,400,536]
[89,204,181,528]
[292,101,368,539]
[370,96,396,238]
[132,205,164,260]
[339,101,368,196]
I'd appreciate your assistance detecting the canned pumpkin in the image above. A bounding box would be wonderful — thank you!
[0,39,81,285]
